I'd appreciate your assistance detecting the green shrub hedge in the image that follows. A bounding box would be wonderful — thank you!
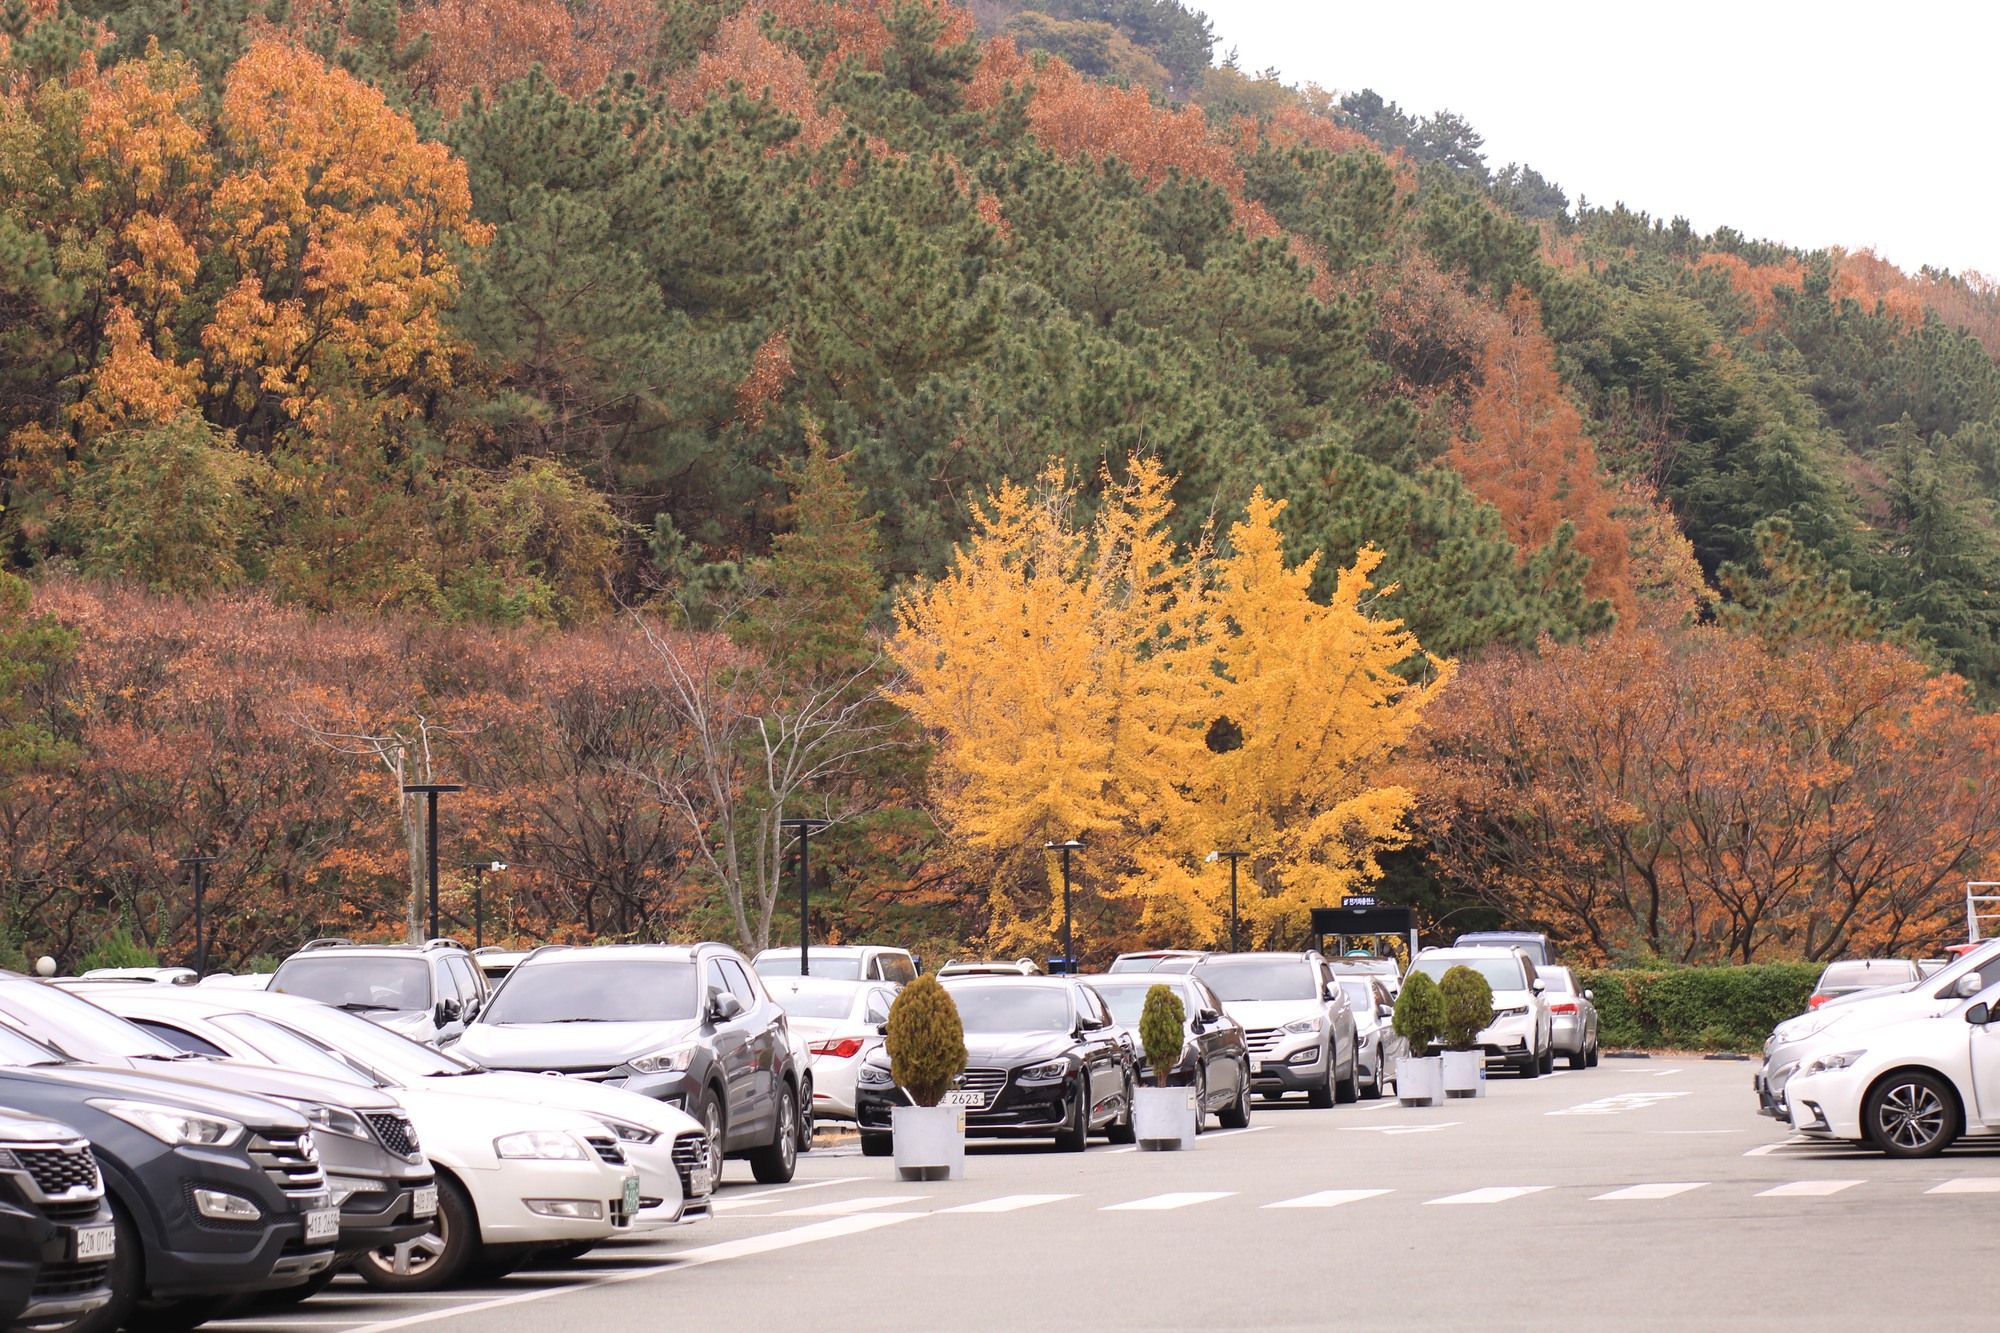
[1575,963,1822,1052]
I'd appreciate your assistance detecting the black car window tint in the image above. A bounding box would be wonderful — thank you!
[447,957,481,1004]
[719,959,759,1007]
[135,1019,228,1058]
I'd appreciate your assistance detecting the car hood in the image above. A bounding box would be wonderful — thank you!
[102,1058,405,1114]
[1217,999,1323,1027]
[1777,992,1962,1054]
[456,1020,701,1070]
[959,1032,1082,1066]
[410,1069,701,1136]
[0,1063,313,1130]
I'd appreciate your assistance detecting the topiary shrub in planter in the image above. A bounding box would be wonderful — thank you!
[1392,970,1447,1107]
[884,976,969,1180]
[1133,984,1197,1150]
[1438,965,1495,1099]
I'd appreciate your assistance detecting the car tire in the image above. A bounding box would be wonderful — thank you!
[1539,1043,1555,1075]
[1568,1043,1588,1071]
[1307,1047,1336,1108]
[355,1173,479,1291]
[1863,1069,1961,1158]
[797,1072,815,1152]
[1334,1055,1359,1104]
[1055,1079,1090,1152]
[1217,1064,1252,1129]
[1106,1074,1137,1145]
[1587,1041,1600,1068]
[860,1131,893,1157]
[1192,1069,1210,1132]
[1518,1051,1540,1079]
[693,1087,727,1176]
[1360,1048,1383,1100]
[749,1085,799,1183]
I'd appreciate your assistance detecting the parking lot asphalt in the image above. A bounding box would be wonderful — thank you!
[206,1058,1996,1331]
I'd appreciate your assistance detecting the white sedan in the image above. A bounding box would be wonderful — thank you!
[764,977,899,1122]
[1784,983,2000,1156]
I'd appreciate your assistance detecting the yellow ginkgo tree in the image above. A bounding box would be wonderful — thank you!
[892,459,1451,955]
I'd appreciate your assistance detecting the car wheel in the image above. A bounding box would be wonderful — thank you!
[1864,1070,1960,1158]
[1540,1042,1555,1075]
[1055,1078,1090,1152]
[355,1174,479,1291]
[1568,1043,1588,1071]
[860,1131,893,1157]
[797,1071,815,1152]
[1360,1046,1383,1100]
[1307,1047,1336,1108]
[1217,1063,1252,1129]
[693,1087,727,1176]
[1106,1074,1137,1144]
[1192,1069,1210,1132]
[1587,1040,1600,1068]
[1519,1050,1540,1079]
[749,1085,799,1183]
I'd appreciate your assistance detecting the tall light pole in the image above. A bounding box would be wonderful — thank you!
[401,783,465,941]
[1044,840,1084,973]
[464,862,506,949]
[779,818,831,976]
[1206,850,1248,953]
[177,854,220,976]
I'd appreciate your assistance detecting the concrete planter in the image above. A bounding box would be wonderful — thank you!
[1396,1054,1445,1107]
[891,1104,965,1181]
[1132,1085,1199,1151]
[1443,1049,1487,1099]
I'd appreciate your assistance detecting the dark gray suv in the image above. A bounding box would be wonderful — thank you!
[0,1108,115,1331]
[456,944,802,1183]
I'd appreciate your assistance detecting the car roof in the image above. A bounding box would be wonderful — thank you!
[755,945,905,957]
[1416,946,1528,961]
[1082,972,1196,986]
[515,943,717,965]
[764,976,885,995]
[941,974,1074,989]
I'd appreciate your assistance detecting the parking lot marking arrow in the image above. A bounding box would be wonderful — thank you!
[1102,1192,1236,1211]
[939,1194,1078,1213]
[1755,1179,1863,1197]
[1592,1182,1708,1201]
[1425,1186,1552,1205]
[1927,1178,2000,1194]
[1264,1189,1392,1209]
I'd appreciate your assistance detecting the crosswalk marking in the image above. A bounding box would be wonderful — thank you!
[778,1195,927,1216]
[1755,1179,1862,1198]
[1264,1189,1392,1209]
[1593,1182,1708,1201]
[1425,1186,1551,1206]
[1102,1192,1235,1211]
[1926,1178,2000,1194]
[938,1194,1077,1214]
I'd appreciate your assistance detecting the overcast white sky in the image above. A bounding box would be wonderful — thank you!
[1194,0,2000,277]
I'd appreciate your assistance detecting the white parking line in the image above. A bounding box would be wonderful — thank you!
[335,1214,924,1333]
[1202,1125,1274,1138]
[1755,1179,1863,1197]
[938,1194,1077,1213]
[1593,1182,1708,1201]
[1425,1187,1551,1206]
[1743,1139,1809,1157]
[1654,1068,1683,1077]
[1340,1123,1457,1135]
[1926,1178,2000,1194]
[778,1195,926,1216]
[709,1177,866,1211]
[1102,1192,1235,1211]
[1264,1189,1391,1209]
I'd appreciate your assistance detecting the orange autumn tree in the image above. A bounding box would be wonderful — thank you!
[1448,286,1634,619]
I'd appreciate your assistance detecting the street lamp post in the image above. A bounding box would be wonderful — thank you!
[778,818,832,976]
[1206,850,1248,952]
[464,862,506,949]
[1043,840,1084,973]
[401,783,466,941]
[177,855,221,977]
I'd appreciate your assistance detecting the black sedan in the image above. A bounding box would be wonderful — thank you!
[855,979,1135,1153]
[1082,973,1252,1129]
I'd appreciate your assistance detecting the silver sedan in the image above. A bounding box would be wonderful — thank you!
[1538,966,1599,1069]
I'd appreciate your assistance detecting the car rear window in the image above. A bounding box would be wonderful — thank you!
[757,955,863,980]
[1818,960,1917,990]
[774,990,858,1020]
[1411,956,1528,991]
[1539,968,1576,994]
[1089,982,1190,1026]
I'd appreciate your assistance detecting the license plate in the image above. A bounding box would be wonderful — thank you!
[303,1207,340,1243]
[411,1186,438,1219]
[73,1224,116,1261]
[622,1175,641,1219]
[687,1165,714,1198]
[1252,1060,1267,1075]
[939,1090,986,1108]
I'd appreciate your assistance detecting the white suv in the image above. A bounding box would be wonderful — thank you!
[1406,946,1554,1077]
[1192,953,1361,1106]
[752,945,918,984]
[269,939,489,1045]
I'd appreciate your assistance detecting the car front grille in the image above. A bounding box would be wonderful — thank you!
[1243,1027,1282,1055]
[249,1132,327,1196]
[38,1198,103,1224]
[585,1135,625,1167]
[11,1144,100,1198]
[956,1068,1008,1094]
[32,1260,109,1297]
[365,1113,421,1161]
[670,1132,710,1196]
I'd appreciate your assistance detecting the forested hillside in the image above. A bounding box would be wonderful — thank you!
[5,0,2000,970]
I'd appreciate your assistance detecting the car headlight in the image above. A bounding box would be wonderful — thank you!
[284,1101,372,1142]
[1800,1050,1866,1078]
[1775,1011,1842,1043]
[599,1118,660,1145]
[1019,1059,1070,1081]
[1493,1006,1530,1019]
[494,1131,590,1160]
[856,1064,893,1086]
[1282,1017,1323,1036]
[89,1099,244,1148]
[627,1046,699,1075]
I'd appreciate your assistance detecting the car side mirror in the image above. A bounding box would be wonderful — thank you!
[1378,1003,1394,1019]
[1199,1008,1221,1025]
[875,1022,889,1036]
[709,992,744,1022]
[435,998,461,1026]
[1583,989,1594,1002]
[1530,978,1546,993]
[1956,973,1985,999]
[1967,1001,1991,1026]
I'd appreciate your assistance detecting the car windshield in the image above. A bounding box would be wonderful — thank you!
[482,960,698,1024]
[0,984,188,1062]
[756,956,862,981]
[210,1013,379,1085]
[1089,984,1186,1027]
[1412,957,1529,991]
[0,1024,66,1067]
[271,956,432,1013]
[774,991,859,1021]
[1819,961,1914,989]
[1197,961,1318,1001]
[270,1004,476,1078]
[1340,982,1376,1009]
[946,985,1073,1034]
